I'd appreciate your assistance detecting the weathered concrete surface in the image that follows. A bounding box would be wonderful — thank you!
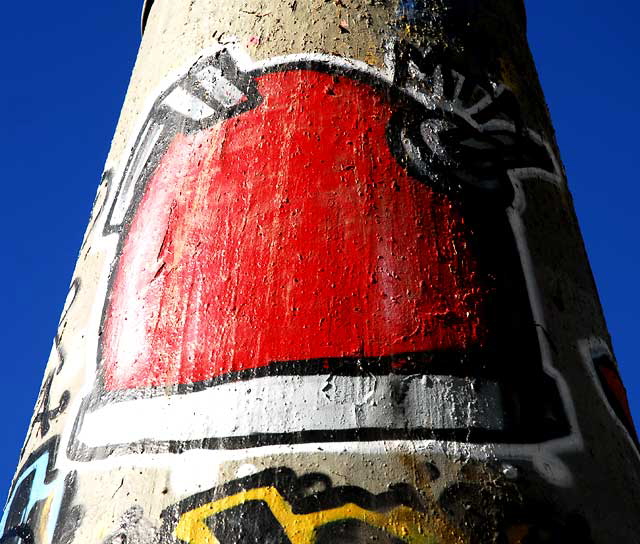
[3,1,640,543]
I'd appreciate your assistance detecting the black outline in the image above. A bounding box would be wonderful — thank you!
[80,170,113,253]
[68,44,570,461]
[0,526,33,544]
[387,42,554,204]
[26,279,77,443]
[1,438,82,544]
[9,437,61,493]
[592,352,640,449]
[31,374,70,438]
[141,0,154,34]
[160,467,425,543]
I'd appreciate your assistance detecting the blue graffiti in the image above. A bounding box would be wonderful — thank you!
[0,440,65,544]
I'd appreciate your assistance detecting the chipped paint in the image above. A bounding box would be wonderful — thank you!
[4,1,640,543]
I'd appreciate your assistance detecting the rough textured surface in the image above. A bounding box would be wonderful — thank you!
[3,1,640,543]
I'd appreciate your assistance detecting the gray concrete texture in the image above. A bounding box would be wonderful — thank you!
[4,1,640,543]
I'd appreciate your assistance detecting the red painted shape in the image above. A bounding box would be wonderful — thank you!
[102,70,494,390]
[599,365,639,442]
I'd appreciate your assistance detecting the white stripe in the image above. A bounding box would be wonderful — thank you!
[162,86,216,120]
[195,66,245,107]
[109,121,163,227]
[77,375,504,448]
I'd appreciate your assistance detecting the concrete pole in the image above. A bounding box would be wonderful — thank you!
[3,1,640,543]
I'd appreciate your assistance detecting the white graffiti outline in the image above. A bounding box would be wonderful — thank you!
[58,41,584,488]
[577,337,640,458]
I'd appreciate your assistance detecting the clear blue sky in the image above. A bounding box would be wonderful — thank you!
[0,1,638,496]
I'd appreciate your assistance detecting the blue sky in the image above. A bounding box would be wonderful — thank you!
[0,1,638,496]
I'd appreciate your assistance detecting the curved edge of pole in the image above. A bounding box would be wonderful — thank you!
[141,0,154,34]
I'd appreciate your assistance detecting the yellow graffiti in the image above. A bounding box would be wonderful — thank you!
[36,495,55,543]
[174,485,463,544]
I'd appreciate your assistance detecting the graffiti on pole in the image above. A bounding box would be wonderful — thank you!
[132,465,589,544]
[0,438,82,544]
[26,278,79,444]
[101,506,160,544]
[579,338,639,450]
[90,462,595,543]
[159,467,462,544]
[8,36,630,544]
[65,42,583,484]
[68,42,571,460]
